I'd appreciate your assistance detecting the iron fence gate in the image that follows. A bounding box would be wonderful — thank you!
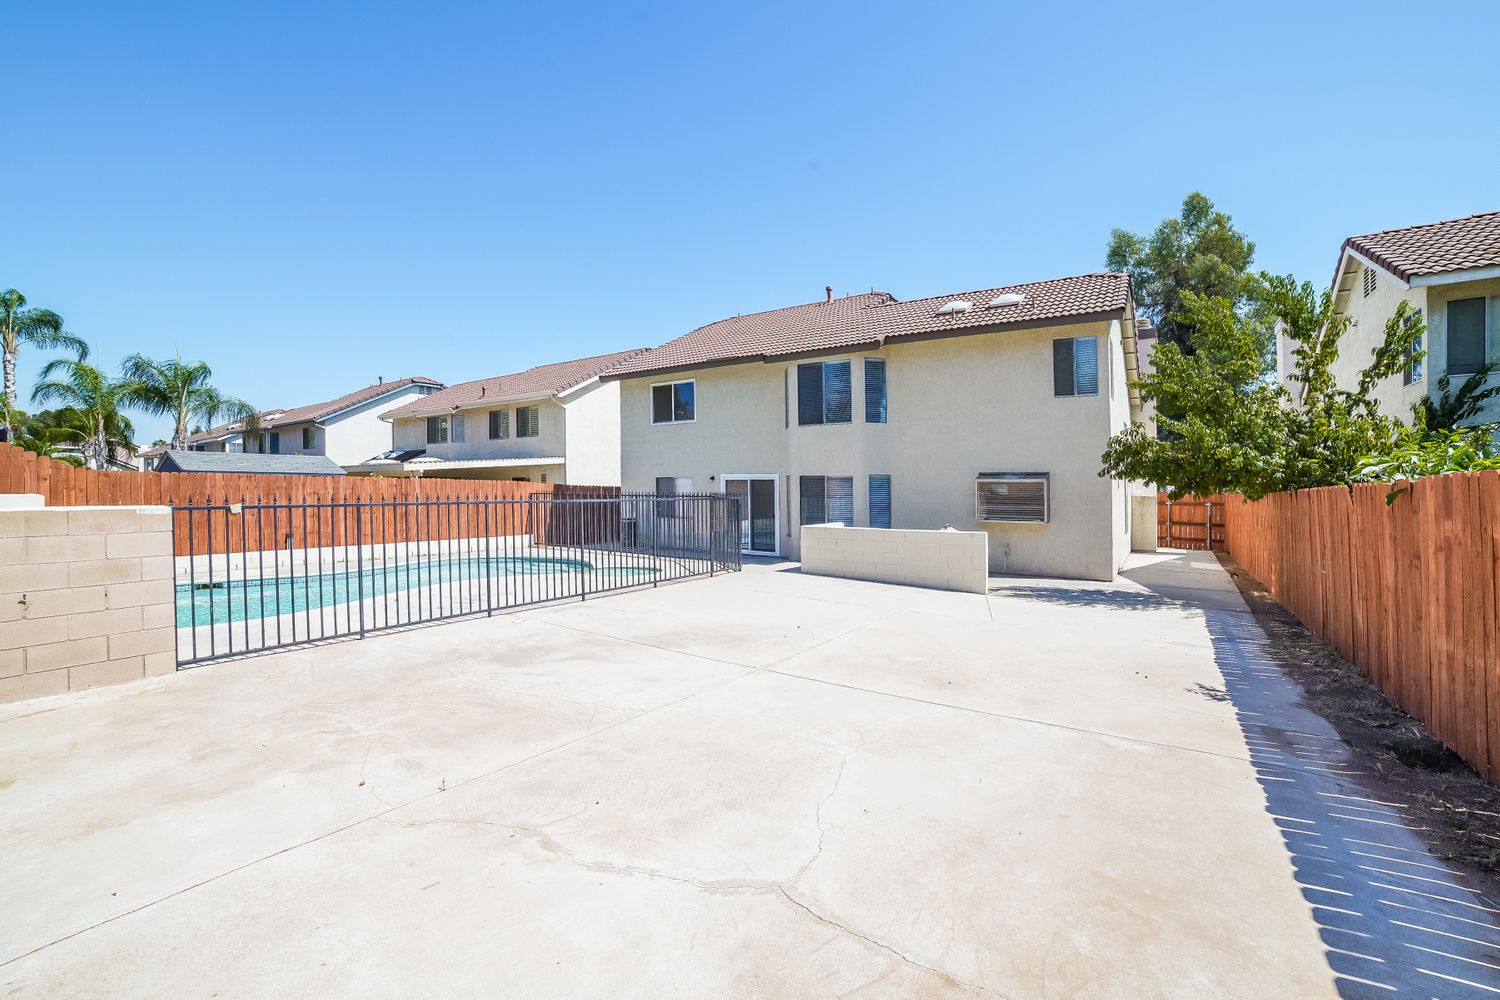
[171,492,741,666]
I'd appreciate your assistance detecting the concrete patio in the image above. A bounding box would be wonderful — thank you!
[2,551,1497,998]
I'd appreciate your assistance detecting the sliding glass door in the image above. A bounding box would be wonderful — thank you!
[722,475,779,555]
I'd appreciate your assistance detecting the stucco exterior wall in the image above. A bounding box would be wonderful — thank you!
[391,398,568,465]
[1424,277,1500,427]
[800,523,988,593]
[385,384,625,486]
[1329,262,1428,419]
[557,381,625,486]
[618,319,1130,581]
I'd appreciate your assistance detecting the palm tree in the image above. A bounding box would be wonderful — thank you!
[1413,362,1500,432]
[0,290,90,434]
[118,354,258,450]
[31,359,134,470]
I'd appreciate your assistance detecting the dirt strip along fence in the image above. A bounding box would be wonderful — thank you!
[1223,472,1500,782]
[0,444,620,556]
[1157,492,1229,551]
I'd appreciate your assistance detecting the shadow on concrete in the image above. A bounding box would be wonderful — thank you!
[988,585,1192,612]
[1128,557,1500,998]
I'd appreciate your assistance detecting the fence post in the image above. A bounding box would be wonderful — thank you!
[355,501,366,639]
[484,500,494,617]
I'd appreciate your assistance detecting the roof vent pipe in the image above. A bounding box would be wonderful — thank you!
[825,285,833,303]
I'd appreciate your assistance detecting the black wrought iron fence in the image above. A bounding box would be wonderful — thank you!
[171,492,741,666]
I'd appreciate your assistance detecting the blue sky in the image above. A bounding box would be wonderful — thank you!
[7,1,1498,444]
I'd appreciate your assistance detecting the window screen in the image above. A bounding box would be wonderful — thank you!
[426,416,448,444]
[1053,337,1099,396]
[451,415,465,444]
[489,409,509,439]
[799,475,853,525]
[864,358,887,423]
[1448,298,1487,375]
[652,381,695,423]
[868,474,891,528]
[797,361,853,424]
[516,406,540,438]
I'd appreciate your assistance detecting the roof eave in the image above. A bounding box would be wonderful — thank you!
[601,307,1127,380]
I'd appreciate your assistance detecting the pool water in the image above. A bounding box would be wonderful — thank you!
[176,552,656,627]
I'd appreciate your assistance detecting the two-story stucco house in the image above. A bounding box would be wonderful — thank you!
[350,349,650,484]
[177,376,445,470]
[603,274,1144,581]
[1277,211,1500,428]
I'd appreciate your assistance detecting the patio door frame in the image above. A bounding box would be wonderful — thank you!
[720,473,781,557]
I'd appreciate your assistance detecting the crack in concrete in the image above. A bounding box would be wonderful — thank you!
[377,750,1005,998]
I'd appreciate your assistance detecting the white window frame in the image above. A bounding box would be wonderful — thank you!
[720,473,780,557]
[426,415,449,444]
[650,379,697,425]
[515,405,540,438]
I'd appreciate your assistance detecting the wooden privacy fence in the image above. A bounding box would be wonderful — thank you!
[1223,472,1500,782]
[0,444,622,556]
[1157,492,1229,551]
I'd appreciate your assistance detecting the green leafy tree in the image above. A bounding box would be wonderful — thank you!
[1357,427,1500,502]
[1413,361,1500,431]
[0,289,90,434]
[1107,193,1264,356]
[31,359,134,470]
[118,354,257,450]
[1100,275,1425,499]
[13,409,87,467]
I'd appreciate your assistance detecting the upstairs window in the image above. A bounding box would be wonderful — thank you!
[868,474,892,528]
[426,415,449,444]
[301,427,316,451]
[864,358,887,423]
[267,432,280,455]
[651,380,696,424]
[516,406,540,438]
[797,360,852,425]
[799,475,853,525]
[1053,337,1099,397]
[1447,297,1488,376]
[489,409,509,439]
[451,414,465,444]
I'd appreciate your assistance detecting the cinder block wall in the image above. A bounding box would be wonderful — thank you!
[799,523,989,594]
[0,506,176,703]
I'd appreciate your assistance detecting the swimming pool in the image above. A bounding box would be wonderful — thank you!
[176,552,658,627]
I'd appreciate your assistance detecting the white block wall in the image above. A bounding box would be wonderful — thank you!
[799,523,988,594]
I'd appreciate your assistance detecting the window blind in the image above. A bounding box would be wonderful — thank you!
[868,474,891,528]
[863,358,887,423]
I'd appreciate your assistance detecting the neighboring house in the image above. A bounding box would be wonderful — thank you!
[349,349,651,484]
[1278,210,1500,427]
[179,377,445,469]
[154,451,345,476]
[603,275,1144,581]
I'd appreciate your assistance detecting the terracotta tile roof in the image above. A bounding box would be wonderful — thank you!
[1343,210,1500,282]
[382,348,652,419]
[603,273,1131,379]
[184,377,442,444]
